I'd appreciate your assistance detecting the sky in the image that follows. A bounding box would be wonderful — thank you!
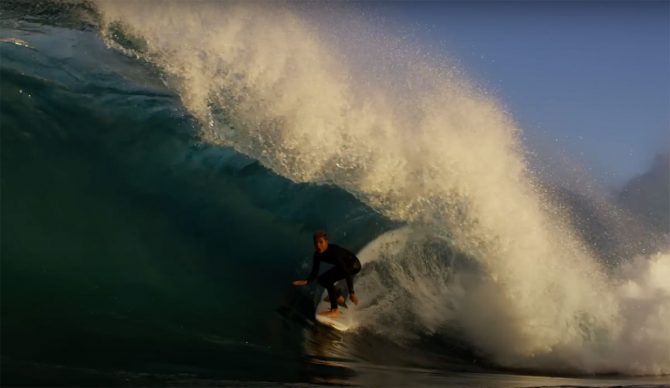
[358,1,669,190]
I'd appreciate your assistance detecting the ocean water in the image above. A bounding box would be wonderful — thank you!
[1,1,669,386]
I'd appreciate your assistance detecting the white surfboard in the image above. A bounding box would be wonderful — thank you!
[315,288,355,331]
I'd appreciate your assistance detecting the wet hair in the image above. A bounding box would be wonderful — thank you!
[313,230,328,243]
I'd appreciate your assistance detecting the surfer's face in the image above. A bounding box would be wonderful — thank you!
[314,237,328,253]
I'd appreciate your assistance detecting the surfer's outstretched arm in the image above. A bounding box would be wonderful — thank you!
[292,254,320,286]
[306,254,320,284]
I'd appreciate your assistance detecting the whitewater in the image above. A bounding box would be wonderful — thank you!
[93,0,670,376]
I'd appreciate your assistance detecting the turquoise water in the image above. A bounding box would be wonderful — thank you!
[0,3,392,384]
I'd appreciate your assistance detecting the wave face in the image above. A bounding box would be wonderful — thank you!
[2,0,669,384]
[1,3,395,384]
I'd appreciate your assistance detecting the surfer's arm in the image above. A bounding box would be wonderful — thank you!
[334,255,355,294]
[343,263,359,304]
[344,272,355,295]
[306,254,320,284]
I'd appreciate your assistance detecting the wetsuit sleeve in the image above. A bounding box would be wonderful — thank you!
[344,269,355,294]
[306,253,320,284]
[335,250,355,294]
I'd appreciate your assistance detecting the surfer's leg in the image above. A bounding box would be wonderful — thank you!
[352,259,361,274]
[318,267,347,310]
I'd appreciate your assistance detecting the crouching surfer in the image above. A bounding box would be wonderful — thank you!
[292,231,361,318]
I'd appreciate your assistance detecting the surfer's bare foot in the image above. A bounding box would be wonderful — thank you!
[319,308,340,318]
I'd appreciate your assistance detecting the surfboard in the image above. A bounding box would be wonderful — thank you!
[315,287,355,331]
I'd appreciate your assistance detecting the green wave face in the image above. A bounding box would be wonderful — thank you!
[1,8,391,383]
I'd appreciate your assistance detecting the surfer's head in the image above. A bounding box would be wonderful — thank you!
[313,230,329,253]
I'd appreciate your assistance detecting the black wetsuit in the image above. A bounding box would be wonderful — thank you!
[307,244,362,309]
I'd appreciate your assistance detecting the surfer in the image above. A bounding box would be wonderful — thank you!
[292,231,361,318]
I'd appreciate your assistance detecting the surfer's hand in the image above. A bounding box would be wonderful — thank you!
[350,293,359,305]
[292,279,308,286]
